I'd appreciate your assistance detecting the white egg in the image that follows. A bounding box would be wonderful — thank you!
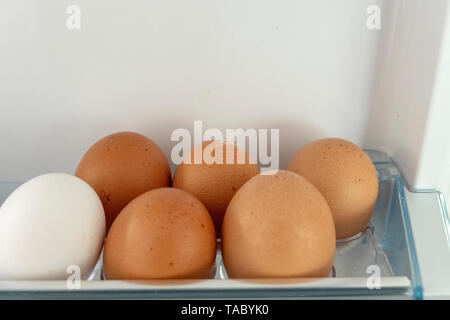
[0,173,105,280]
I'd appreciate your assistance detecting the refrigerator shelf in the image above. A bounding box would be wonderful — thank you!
[0,150,423,299]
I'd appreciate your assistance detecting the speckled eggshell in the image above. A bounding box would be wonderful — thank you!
[75,132,171,231]
[221,170,336,278]
[287,138,378,239]
[173,141,259,236]
[103,188,216,280]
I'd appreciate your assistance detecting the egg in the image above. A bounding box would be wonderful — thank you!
[287,138,378,239]
[103,188,216,280]
[221,170,335,278]
[173,141,259,236]
[0,173,105,280]
[75,132,171,231]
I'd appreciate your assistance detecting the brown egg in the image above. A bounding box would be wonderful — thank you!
[173,141,259,236]
[75,132,171,231]
[103,188,216,280]
[222,170,335,278]
[287,138,378,239]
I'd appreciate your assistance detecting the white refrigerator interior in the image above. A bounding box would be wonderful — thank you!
[0,0,449,298]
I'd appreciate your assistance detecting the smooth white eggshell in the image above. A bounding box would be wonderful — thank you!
[0,173,105,280]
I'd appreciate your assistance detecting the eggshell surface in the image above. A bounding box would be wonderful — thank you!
[75,132,171,231]
[103,188,216,280]
[0,173,105,280]
[222,170,335,278]
[173,141,259,236]
[287,138,378,239]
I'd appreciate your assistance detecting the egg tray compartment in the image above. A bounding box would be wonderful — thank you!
[0,151,422,299]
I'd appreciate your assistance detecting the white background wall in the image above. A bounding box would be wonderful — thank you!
[0,0,389,180]
[0,0,448,202]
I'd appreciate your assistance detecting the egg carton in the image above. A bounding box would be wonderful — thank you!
[0,151,422,299]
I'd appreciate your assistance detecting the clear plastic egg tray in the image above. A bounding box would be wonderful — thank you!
[0,151,422,299]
